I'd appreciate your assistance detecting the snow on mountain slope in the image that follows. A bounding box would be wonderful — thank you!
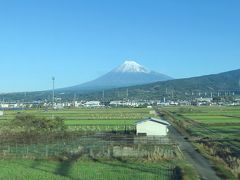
[113,61,150,73]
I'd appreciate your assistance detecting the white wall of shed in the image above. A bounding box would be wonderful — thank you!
[136,121,168,136]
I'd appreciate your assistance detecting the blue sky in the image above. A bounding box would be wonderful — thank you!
[0,0,240,92]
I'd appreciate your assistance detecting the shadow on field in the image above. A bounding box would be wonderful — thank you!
[89,156,173,178]
[14,155,81,179]
[55,153,83,179]
[14,160,58,177]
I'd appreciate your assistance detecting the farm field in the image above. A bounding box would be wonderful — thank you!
[179,107,240,140]
[0,158,175,180]
[0,107,192,179]
[163,106,240,179]
[0,108,151,126]
[0,108,154,132]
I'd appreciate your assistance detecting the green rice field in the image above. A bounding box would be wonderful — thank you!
[0,108,151,126]
[0,107,187,180]
[0,158,175,180]
[163,106,240,178]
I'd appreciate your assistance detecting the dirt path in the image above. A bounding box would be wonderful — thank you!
[168,126,220,180]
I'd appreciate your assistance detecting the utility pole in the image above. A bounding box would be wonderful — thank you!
[239,78,240,94]
[102,90,105,100]
[52,77,55,109]
[73,93,76,108]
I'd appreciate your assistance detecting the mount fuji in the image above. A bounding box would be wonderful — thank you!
[64,61,173,91]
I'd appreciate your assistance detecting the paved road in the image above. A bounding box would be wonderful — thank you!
[168,126,220,180]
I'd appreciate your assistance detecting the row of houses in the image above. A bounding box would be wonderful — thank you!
[109,100,151,107]
[50,101,103,109]
[0,102,26,109]
[1,97,240,110]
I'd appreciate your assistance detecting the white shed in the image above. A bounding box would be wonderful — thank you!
[136,117,170,136]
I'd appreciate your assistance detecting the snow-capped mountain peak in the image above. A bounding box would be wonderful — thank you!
[62,60,173,91]
[113,60,150,73]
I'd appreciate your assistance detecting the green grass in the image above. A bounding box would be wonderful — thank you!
[0,158,173,180]
[64,119,137,125]
[0,107,189,179]
[0,108,153,132]
[164,106,240,179]
[0,108,151,127]
[184,115,240,124]
[173,106,240,144]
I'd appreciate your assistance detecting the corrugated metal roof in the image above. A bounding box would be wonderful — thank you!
[136,117,171,126]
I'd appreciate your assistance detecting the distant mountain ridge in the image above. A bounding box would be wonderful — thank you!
[1,67,240,102]
[62,61,173,91]
[109,68,240,100]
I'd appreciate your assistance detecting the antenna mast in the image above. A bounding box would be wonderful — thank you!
[102,90,105,100]
[52,77,55,109]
